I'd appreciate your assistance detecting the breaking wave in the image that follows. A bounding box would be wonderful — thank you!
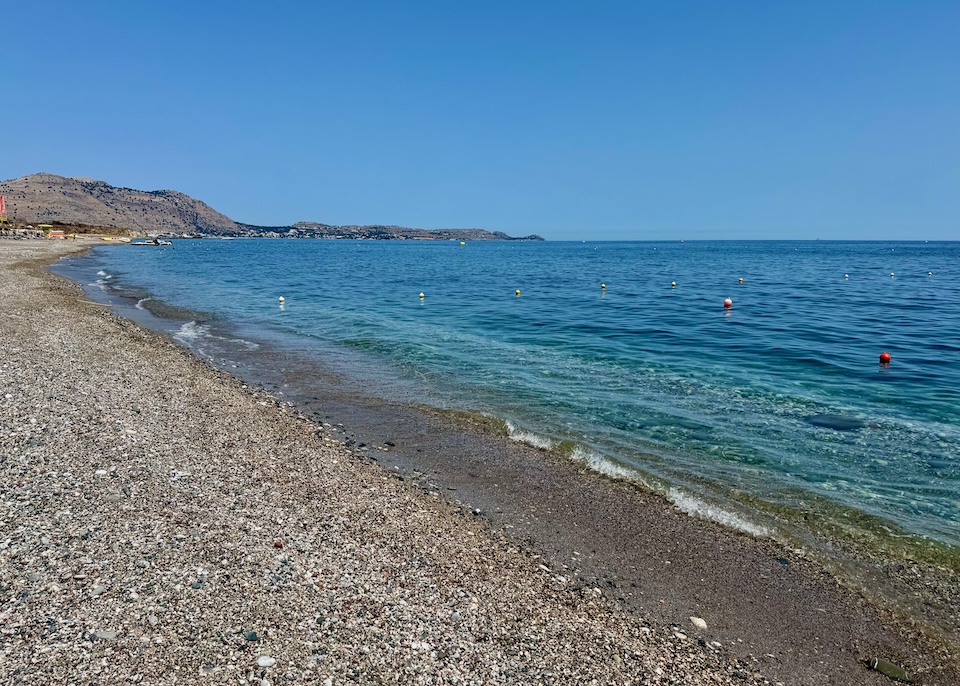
[668,487,772,537]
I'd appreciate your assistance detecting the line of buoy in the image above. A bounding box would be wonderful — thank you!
[400,289,892,367]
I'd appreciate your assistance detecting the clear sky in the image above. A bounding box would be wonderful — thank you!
[2,1,957,240]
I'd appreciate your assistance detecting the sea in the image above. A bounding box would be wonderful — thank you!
[53,239,960,563]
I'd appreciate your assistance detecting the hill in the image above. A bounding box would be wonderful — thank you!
[0,173,543,240]
[0,173,238,235]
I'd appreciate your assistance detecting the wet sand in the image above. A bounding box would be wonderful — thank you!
[1,240,957,685]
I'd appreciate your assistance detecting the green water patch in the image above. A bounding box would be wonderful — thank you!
[422,406,513,437]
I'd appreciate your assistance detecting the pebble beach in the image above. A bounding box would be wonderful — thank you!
[1,241,957,685]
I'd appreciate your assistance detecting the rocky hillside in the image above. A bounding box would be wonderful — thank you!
[0,173,543,240]
[0,173,239,235]
[285,222,542,241]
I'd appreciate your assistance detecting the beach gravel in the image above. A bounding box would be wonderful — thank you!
[0,243,768,684]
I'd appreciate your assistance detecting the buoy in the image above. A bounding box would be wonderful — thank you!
[460,241,465,245]
[515,289,521,296]
[738,277,743,284]
[671,282,676,288]
[844,274,849,279]
[723,298,733,309]
[890,272,895,277]
[419,292,424,299]
[928,272,932,276]
[600,283,606,290]
[278,296,285,303]
[879,351,891,364]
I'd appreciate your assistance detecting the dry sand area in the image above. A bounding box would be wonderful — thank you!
[0,241,954,685]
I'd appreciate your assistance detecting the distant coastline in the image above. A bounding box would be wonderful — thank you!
[0,172,544,241]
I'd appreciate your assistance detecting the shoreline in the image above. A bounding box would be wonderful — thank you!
[1,241,957,684]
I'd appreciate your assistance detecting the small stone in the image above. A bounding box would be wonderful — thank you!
[450,611,461,623]
[673,631,688,640]
[245,631,259,642]
[95,469,108,476]
[191,580,203,589]
[690,616,707,630]
[273,540,283,548]
[257,656,276,668]
[94,629,119,640]
[147,615,158,626]
[91,585,107,597]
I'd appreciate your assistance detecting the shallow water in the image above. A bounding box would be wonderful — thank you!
[55,239,960,550]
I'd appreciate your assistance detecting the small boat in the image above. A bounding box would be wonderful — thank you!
[130,238,172,246]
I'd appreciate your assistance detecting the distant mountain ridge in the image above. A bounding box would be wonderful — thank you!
[0,173,543,240]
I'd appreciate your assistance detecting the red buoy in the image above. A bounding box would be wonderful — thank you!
[879,351,892,364]
[723,298,733,309]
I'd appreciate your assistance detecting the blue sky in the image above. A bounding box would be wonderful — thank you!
[2,1,957,239]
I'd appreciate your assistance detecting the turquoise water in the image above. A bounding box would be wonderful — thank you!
[59,240,960,548]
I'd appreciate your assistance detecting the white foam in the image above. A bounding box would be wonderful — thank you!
[505,421,555,450]
[96,270,108,277]
[570,446,635,480]
[135,298,152,310]
[172,321,259,351]
[668,488,772,537]
[173,321,208,343]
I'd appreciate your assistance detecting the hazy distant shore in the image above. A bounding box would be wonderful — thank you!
[2,240,957,685]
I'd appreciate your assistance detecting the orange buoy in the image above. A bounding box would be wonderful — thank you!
[879,351,892,364]
[723,298,733,309]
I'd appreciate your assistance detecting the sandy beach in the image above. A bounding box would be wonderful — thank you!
[1,241,957,685]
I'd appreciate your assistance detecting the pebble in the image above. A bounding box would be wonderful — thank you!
[257,656,277,668]
[0,243,790,686]
[690,616,708,630]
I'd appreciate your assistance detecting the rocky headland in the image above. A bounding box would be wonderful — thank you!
[0,174,543,240]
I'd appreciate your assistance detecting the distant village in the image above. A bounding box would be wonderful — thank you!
[0,175,543,241]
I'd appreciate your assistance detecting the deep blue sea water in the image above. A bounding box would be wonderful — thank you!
[57,240,960,550]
